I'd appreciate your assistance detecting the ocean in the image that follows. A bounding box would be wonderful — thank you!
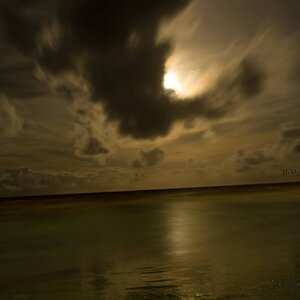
[1,183,300,299]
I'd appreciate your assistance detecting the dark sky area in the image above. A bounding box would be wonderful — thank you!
[0,0,299,196]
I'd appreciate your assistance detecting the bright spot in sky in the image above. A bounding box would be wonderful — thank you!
[163,71,182,93]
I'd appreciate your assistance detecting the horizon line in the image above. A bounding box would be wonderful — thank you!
[1,180,299,202]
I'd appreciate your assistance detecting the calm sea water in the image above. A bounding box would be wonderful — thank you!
[1,186,300,299]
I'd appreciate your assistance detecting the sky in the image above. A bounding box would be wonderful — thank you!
[0,0,299,197]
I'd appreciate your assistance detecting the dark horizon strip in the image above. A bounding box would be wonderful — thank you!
[0,181,299,203]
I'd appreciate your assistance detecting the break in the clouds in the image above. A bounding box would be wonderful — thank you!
[0,0,299,196]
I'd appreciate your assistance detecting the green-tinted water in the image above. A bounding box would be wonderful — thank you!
[1,186,300,299]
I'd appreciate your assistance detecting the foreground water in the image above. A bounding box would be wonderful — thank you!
[1,185,300,299]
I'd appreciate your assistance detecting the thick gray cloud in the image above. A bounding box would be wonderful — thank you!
[1,0,265,141]
[0,94,23,136]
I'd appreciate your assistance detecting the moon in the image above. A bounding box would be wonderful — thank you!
[163,71,182,93]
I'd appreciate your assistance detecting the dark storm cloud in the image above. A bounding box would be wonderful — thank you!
[0,3,38,55]
[0,1,51,101]
[1,0,265,140]
[132,148,165,168]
